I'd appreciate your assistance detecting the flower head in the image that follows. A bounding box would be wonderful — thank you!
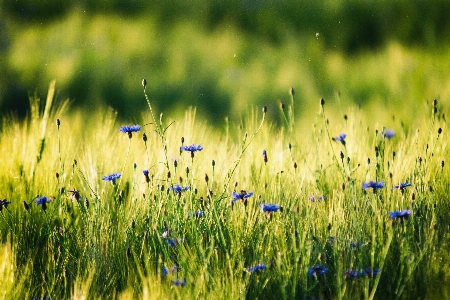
[102,172,121,183]
[259,203,283,213]
[169,184,189,194]
[389,209,412,220]
[350,242,365,248]
[308,265,329,277]
[36,196,52,206]
[119,125,141,138]
[0,199,11,212]
[180,144,203,152]
[67,190,81,201]
[247,262,266,273]
[362,181,384,190]
[383,129,395,139]
[393,181,412,190]
[172,279,186,287]
[143,169,149,176]
[332,133,346,144]
[231,190,254,203]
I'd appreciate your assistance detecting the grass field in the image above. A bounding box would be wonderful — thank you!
[1,81,450,299]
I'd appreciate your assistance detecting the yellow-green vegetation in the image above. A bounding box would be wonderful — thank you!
[1,81,450,299]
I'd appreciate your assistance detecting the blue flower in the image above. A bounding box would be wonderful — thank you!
[231,190,254,203]
[172,279,186,287]
[344,269,361,279]
[350,242,365,248]
[389,209,412,220]
[393,181,412,190]
[36,196,52,206]
[308,265,328,276]
[102,172,121,183]
[362,181,384,190]
[169,184,189,193]
[259,203,282,213]
[67,190,81,201]
[332,133,346,144]
[0,199,11,211]
[119,125,141,133]
[162,267,168,276]
[383,129,395,139]
[247,262,266,273]
[166,238,184,248]
[361,268,381,276]
[143,170,149,176]
[180,144,203,152]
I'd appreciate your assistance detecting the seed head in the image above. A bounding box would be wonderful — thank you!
[142,78,147,88]
[262,106,267,114]
[320,98,325,106]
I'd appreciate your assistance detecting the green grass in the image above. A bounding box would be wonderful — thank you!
[1,82,450,299]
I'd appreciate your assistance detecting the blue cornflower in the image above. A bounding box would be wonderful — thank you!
[166,238,184,248]
[263,149,268,164]
[259,203,283,213]
[102,172,121,183]
[169,184,189,193]
[162,267,168,276]
[332,133,346,144]
[247,262,266,273]
[67,189,81,201]
[362,181,385,190]
[172,279,186,287]
[0,199,11,211]
[36,196,52,206]
[383,129,395,139]
[143,170,149,176]
[308,265,329,277]
[119,125,141,138]
[393,180,412,190]
[361,268,381,277]
[344,269,361,279]
[350,242,365,248]
[389,209,412,220]
[180,144,203,152]
[231,190,254,203]
[309,195,326,202]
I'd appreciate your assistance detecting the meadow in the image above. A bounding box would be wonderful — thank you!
[1,80,450,300]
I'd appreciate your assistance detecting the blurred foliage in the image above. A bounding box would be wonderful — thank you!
[1,0,450,125]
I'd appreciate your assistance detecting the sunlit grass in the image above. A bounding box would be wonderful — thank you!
[1,82,450,299]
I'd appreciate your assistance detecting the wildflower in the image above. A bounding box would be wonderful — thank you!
[344,269,361,279]
[172,279,186,287]
[247,262,266,273]
[361,268,380,277]
[169,184,189,194]
[180,144,203,152]
[383,129,395,139]
[231,190,254,203]
[102,172,121,184]
[67,189,81,201]
[0,199,11,212]
[119,125,141,138]
[350,242,365,248]
[389,209,412,220]
[36,196,52,206]
[263,150,268,164]
[309,195,326,202]
[332,133,346,145]
[162,267,168,276]
[259,203,283,213]
[362,181,384,190]
[308,265,328,277]
[393,181,412,190]
[143,169,150,183]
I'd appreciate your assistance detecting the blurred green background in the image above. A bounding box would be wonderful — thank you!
[1,0,450,126]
